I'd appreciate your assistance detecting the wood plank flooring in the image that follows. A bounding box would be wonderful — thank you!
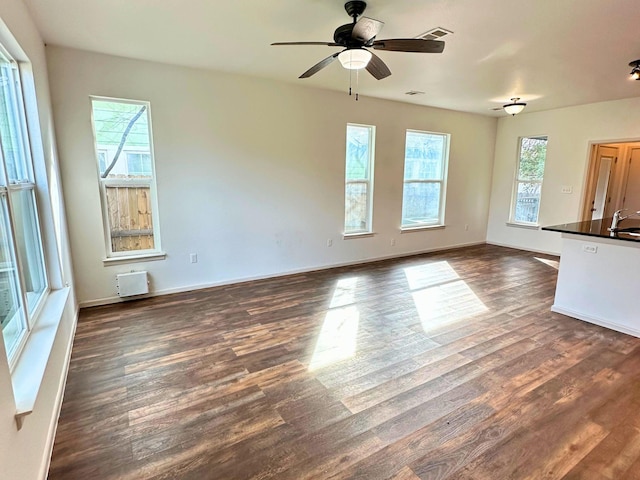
[48,244,640,479]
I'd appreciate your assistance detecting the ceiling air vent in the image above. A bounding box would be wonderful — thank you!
[405,91,425,96]
[417,27,453,41]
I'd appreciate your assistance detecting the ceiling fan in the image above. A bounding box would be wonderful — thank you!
[271,1,445,80]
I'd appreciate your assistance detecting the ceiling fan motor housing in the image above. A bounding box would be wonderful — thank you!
[336,1,368,45]
[334,24,360,46]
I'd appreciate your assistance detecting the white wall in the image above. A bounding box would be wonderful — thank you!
[46,46,498,306]
[0,2,76,480]
[487,97,640,254]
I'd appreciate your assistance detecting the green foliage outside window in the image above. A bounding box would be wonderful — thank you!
[518,137,547,181]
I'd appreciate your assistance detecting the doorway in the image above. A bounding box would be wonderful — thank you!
[621,147,640,211]
[581,141,640,222]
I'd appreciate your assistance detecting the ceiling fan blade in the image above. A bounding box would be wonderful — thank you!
[366,51,391,80]
[372,39,445,53]
[352,16,384,43]
[299,52,340,78]
[271,42,340,46]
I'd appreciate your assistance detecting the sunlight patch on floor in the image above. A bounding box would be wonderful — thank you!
[329,277,359,308]
[403,261,459,290]
[404,262,488,332]
[535,257,559,270]
[411,280,488,329]
[309,277,360,371]
[309,306,359,371]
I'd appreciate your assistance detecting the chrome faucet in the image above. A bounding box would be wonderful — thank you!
[609,209,640,232]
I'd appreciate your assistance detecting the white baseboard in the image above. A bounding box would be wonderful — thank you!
[38,305,79,480]
[486,240,560,257]
[79,240,487,308]
[552,305,640,338]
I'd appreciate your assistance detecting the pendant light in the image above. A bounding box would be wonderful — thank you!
[629,60,640,80]
[503,97,527,116]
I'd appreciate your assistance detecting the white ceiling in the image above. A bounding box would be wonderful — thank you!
[21,0,640,116]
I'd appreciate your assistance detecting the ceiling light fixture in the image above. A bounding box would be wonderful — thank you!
[503,97,527,116]
[629,60,640,80]
[338,48,372,70]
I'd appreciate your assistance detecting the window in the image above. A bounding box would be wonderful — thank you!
[511,136,548,224]
[97,150,107,173]
[344,124,375,234]
[401,130,450,228]
[0,46,48,366]
[126,152,152,176]
[91,98,161,256]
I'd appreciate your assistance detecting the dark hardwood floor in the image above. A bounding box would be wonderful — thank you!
[48,244,640,479]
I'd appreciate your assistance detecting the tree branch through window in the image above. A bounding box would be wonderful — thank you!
[101,105,147,178]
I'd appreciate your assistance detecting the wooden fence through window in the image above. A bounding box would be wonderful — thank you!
[105,185,154,252]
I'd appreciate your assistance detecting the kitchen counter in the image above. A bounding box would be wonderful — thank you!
[542,218,640,242]
[542,219,640,338]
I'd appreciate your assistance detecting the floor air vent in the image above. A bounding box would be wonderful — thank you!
[116,271,149,297]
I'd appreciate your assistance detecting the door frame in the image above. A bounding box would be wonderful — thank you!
[581,139,640,222]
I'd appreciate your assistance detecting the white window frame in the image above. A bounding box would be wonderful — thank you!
[401,130,450,230]
[344,123,376,235]
[0,44,50,369]
[90,96,162,259]
[509,135,548,226]
[96,149,107,174]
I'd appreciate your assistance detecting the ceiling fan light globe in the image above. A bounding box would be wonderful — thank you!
[338,49,372,70]
[631,69,640,81]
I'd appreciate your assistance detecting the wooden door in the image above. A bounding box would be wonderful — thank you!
[622,147,640,212]
[582,145,618,221]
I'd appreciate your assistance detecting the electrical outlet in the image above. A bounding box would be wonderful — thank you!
[390,238,396,246]
[464,224,469,231]
[582,245,597,254]
[190,253,198,263]
[327,239,333,247]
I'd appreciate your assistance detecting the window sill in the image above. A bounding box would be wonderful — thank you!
[401,224,446,233]
[12,287,70,429]
[103,252,166,266]
[506,222,540,230]
[343,232,375,239]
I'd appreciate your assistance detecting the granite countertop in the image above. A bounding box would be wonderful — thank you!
[542,218,640,243]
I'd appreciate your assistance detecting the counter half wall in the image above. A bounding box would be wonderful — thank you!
[543,219,640,337]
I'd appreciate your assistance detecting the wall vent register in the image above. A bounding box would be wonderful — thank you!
[116,271,149,297]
